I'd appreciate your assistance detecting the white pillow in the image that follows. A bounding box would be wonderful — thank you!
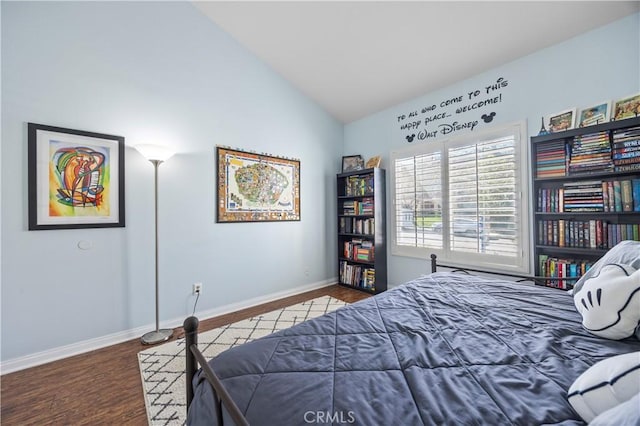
[573,263,640,340]
[590,392,640,426]
[573,240,640,295]
[568,351,640,423]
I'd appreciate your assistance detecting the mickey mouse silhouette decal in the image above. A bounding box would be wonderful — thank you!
[406,134,416,143]
[481,112,496,123]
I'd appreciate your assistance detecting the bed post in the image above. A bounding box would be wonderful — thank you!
[184,315,199,412]
[430,254,437,273]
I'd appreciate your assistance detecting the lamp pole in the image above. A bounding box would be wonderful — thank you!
[141,156,174,345]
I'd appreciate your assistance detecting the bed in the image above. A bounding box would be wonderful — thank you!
[184,253,640,425]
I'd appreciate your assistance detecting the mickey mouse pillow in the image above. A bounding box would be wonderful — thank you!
[573,263,640,340]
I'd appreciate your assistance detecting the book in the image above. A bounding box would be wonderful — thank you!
[602,181,609,212]
[613,180,622,212]
[621,180,633,212]
[633,179,640,212]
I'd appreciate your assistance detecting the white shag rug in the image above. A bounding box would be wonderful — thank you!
[138,296,349,425]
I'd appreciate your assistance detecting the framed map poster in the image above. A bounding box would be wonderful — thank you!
[216,146,300,222]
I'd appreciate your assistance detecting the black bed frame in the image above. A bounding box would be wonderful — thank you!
[184,316,250,426]
[429,253,579,287]
[183,254,577,424]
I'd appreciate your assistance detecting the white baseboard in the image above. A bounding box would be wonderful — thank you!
[0,278,337,375]
[189,277,337,323]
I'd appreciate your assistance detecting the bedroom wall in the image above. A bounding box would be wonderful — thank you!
[1,2,343,367]
[344,12,640,287]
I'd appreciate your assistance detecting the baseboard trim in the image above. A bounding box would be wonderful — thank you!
[0,278,337,375]
[190,278,337,323]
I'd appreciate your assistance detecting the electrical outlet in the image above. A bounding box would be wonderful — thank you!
[193,282,202,295]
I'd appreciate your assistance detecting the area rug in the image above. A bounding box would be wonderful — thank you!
[138,295,349,426]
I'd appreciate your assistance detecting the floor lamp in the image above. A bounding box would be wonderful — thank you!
[135,144,175,345]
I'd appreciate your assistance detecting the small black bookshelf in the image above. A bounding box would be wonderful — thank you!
[336,167,387,294]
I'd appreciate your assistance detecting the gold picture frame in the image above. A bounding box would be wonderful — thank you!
[365,155,381,169]
[216,146,300,222]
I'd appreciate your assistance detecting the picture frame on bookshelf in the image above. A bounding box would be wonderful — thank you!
[612,93,640,121]
[216,146,300,223]
[577,101,611,127]
[545,108,576,133]
[342,155,364,172]
[365,155,381,169]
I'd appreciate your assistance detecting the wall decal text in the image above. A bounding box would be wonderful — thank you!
[397,77,509,142]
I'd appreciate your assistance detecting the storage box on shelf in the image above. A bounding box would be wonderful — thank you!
[337,167,387,294]
[531,116,640,290]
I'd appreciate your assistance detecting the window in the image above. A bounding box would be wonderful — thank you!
[391,122,530,273]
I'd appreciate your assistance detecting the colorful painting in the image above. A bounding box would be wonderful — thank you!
[28,123,125,230]
[613,93,640,121]
[216,146,300,222]
[578,101,611,127]
[545,108,576,133]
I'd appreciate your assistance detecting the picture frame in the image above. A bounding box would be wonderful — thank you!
[365,155,382,169]
[216,146,300,223]
[28,123,125,230]
[341,155,364,172]
[577,101,611,127]
[544,108,576,133]
[612,93,640,121]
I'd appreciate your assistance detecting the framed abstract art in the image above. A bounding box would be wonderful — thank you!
[28,123,125,230]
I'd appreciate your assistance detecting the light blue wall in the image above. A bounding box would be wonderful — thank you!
[1,2,343,362]
[344,13,640,287]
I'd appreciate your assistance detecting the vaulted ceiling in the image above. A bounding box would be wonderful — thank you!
[194,1,640,123]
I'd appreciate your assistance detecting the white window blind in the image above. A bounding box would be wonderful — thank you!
[391,122,529,273]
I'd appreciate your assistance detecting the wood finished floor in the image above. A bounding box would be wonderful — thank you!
[0,285,370,425]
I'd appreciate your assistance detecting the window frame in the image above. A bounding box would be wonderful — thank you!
[390,121,530,274]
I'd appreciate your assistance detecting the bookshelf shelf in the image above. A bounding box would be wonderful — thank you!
[337,167,387,294]
[534,169,640,183]
[535,211,639,216]
[338,257,375,266]
[535,245,608,256]
[531,116,640,290]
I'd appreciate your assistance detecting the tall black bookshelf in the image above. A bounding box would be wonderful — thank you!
[531,116,640,290]
[337,167,387,294]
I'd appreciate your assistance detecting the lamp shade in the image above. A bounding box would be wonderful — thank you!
[135,144,175,162]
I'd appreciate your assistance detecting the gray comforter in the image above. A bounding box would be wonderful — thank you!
[188,272,640,425]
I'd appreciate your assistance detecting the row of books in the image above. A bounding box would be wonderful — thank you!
[343,239,374,262]
[568,131,613,175]
[612,126,640,172]
[563,180,604,212]
[537,219,640,249]
[339,261,376,291]
[535,126,640,177]
[537,179,640,212]
[342,198,373,215]
[343,174,374,197]
[538,255,593,290]
[536,140,566,178]
[339,217,375,235]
